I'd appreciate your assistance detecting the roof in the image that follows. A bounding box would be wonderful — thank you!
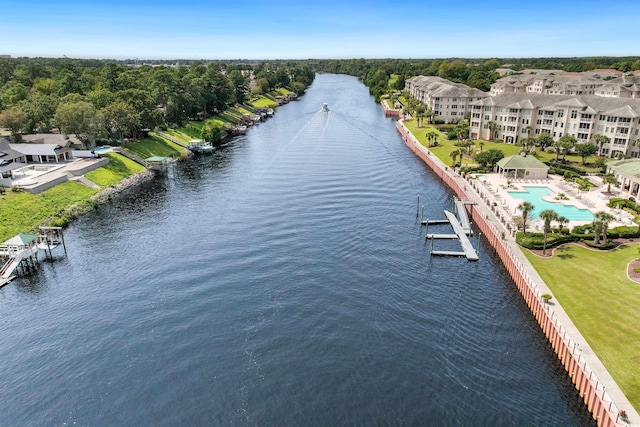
[146,156,167,162]
[2,233,39,246]
[496,154,549,170]
[21,133,83,147]
[9,143,72,156]
[607,159,640,179]
[0,137,27,162]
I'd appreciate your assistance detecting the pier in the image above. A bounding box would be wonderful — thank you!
[0,226,66,287]
[424,198,479,261]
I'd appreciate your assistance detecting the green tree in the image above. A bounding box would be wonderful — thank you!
[449,149,461,167]
[518,201,535,233]
[101,101,140,140]
[591,134,610,156]
[487,121,499,141]
[574,142,598,165]
[0,108,28,141]
[593,211,615,245]
[201,121,224,143]
[539,209,559,255]
[602,173,619,194]
[54,101,104,149]
[474,148,505,168]
[557,135,577,161]
[536,132,554,151]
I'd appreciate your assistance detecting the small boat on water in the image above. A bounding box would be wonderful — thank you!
[322,103,330,113]
[189,139,214,153]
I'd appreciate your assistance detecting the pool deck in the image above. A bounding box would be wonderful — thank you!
[475,173,634,231]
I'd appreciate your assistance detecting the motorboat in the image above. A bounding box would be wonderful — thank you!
[322,103,330,113]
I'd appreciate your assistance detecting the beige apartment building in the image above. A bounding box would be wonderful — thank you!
[468,94,640,158]
[489,74,603,96]
[405,76,488,123]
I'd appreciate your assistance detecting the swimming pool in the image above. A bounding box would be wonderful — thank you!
[507,186,594,221]
[94,146,111,154]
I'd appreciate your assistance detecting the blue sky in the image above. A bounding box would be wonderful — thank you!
[2,0,639,59]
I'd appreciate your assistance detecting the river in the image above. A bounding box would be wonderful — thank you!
[0,74,594,425]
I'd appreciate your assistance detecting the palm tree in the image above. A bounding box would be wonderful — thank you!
[539,209,559,255]
[602,173,619,194]
[556,215,569,232]
[594,211,615,245]
[518,201,535,233]
[449,149,460,167]
[591,134,610,156]
[487,121,499,141]
[479,141,485,152]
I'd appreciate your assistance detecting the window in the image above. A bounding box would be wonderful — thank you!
[484,115,490,120]
[599,114,606,120]
[557,110,564,118]
[614,138,626,145]
[571,110,578,119]
[577,133,589,140]
[579,123,590,129]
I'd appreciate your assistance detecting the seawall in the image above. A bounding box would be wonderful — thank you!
[396,120,637,427]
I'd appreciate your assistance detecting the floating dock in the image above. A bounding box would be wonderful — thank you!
[425,200,479,261]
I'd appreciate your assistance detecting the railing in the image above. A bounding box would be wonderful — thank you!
[396,119,633,426]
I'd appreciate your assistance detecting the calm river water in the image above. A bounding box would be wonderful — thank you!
[0,74,594,426]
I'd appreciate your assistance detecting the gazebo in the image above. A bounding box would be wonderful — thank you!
[495,153,549,180]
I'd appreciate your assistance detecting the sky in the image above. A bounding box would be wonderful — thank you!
[2,0,640,60]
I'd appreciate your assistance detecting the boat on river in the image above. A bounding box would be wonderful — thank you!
[322,103,330,113]
[188,139,214,153]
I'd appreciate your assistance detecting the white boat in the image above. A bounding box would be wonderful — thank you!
[322,103,330,113]
[189,139,214,153]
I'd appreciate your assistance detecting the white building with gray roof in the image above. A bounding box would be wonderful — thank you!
[468,94,640,158]
[405,76,488,124]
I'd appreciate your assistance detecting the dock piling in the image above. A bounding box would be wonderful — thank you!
[416,195,420,218]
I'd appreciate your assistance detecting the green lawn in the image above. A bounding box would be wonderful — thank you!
[122,137,183,160]
[404,119,606,170]
[0,182,98,242]
[388,74,399,87]
[250,96,276,108]
[276,88,292,95]
[524,244,640,410]
[85,152,146,188]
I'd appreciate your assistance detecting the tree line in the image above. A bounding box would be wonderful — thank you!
[0,58,314,147]
[315,56,640,101]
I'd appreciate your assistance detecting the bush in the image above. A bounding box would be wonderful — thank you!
[447,131,458,140]
[550,162,587,176]
[433,119,445,125]
[583,241,616,250]
[515,231,578,249]
[612,225,640,238]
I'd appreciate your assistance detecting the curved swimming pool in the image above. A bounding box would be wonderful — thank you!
[508,186,595,221]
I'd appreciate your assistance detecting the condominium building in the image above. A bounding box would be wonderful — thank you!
[593,75,640,98]
[468,94,640,158]
[405,76,488,123]
[489,74,603,96]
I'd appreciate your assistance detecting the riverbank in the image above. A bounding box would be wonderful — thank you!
[396,119,638,426]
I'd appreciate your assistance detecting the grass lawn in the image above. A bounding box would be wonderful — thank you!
[250,96,276,108]
[524,244,640,410]
[85,152,146,188]
[122,136,183,160]
[0,182,98,242]
[388,74,399,87]
[276,88,292,95]
[404,120,607,171]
